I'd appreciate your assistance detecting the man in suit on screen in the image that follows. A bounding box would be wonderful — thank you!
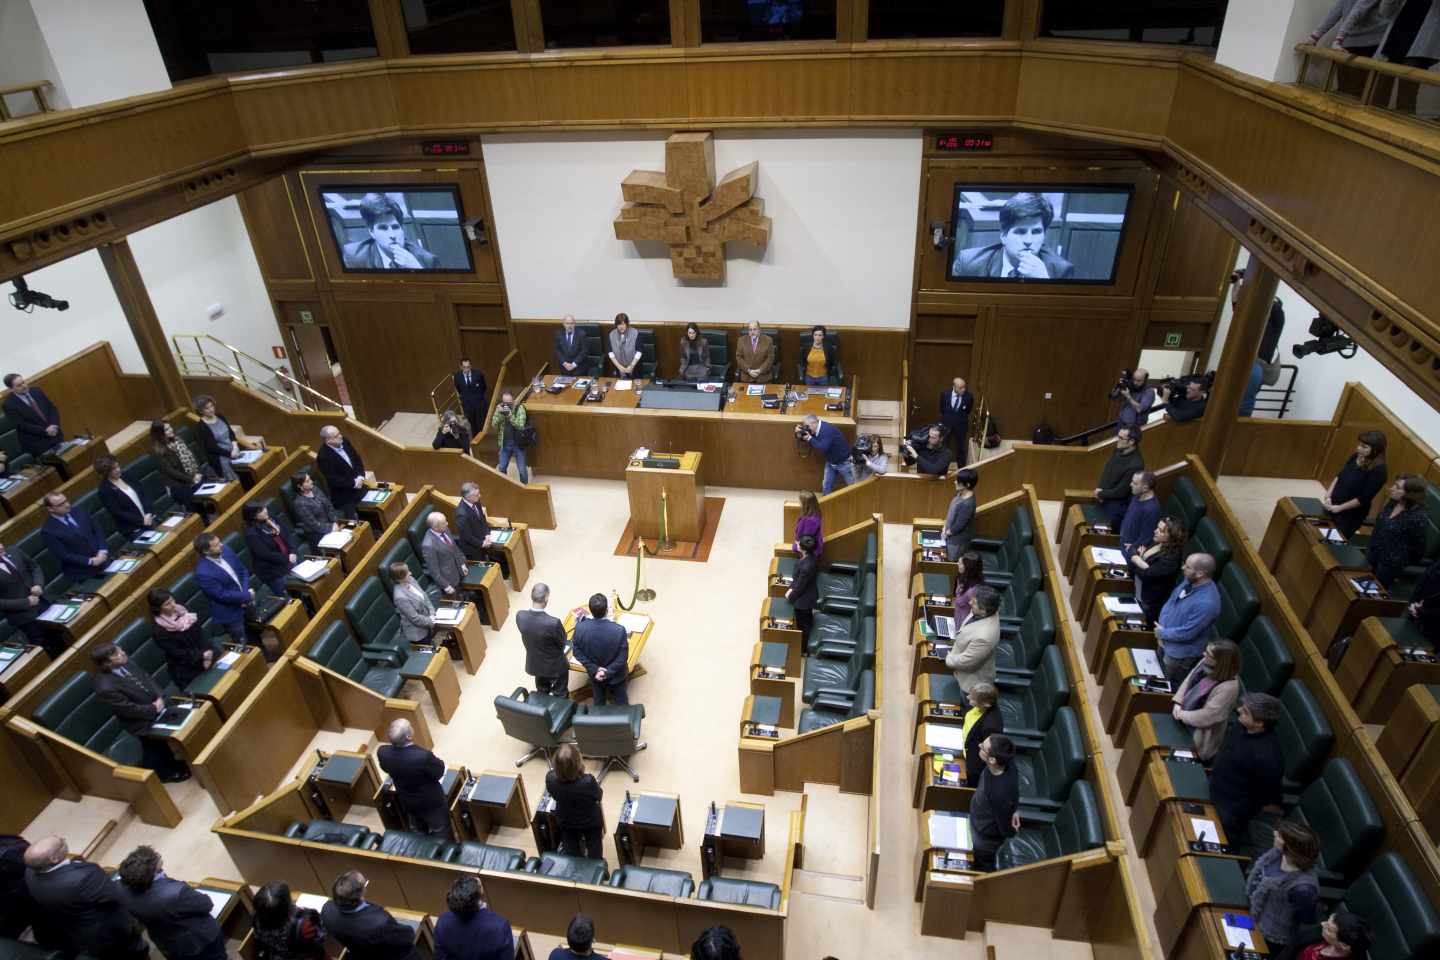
[952,193,1076,280]
[340,193,440,270]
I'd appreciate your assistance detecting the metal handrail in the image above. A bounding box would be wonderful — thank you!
[171,333,345,412]
[428,372,459,422]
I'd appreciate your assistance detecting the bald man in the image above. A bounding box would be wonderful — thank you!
[24,836,148,960]
[554,315,587,374]
[420,512,467,598]
[1154,553,1222,686]
[316,425,366,519]
[376,720,453,841]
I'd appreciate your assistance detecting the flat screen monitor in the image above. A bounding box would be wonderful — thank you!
[947,186,1133,284]
[320,186,474,273]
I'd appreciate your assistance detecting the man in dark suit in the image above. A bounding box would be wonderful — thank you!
[23,836,148,960]
[193,533,253,644]
[938,377,973,466]
[92,642,190,781]
[785,536,820,638]
[420,512,468,599]
[321,870,423,960]
[453,482,509,578]
[2,374,63,457]
[0,834,35,939]
[40,492,109,584]
[572,593,628,706]
[516,582,569,695]
[114,845,225,960]
[340,194,440,272]
[0,540,58,654]
[553,314,587,375]
[317,425,367,519]
[952,193,1076,280]
[453,358,487,439]
[376,718,454,841]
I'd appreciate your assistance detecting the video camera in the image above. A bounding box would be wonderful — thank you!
[1110,368,1136,400]
[9,277,68,313]
[1159,370,1215,397]
[1292,315,1356,359]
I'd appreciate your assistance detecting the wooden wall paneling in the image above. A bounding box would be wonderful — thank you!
[839,0,864,43]
[684,55,854,123]
[532,57,690,125]
[329,291,463,423]
[0,722,50,832]
[368,0,412,59]
[1318,381,1438,487]
[98,239,189,411]
[457,304,513,402]
[3,342,163,438]
[1220,419,1335,478]
[909,312,976,433]
[388,62,540,129]
[1153,185,1239,299]
[228,67,401,157]
[1016,53,1178,146]
[237,176,315,282]
[848,51,1021,124]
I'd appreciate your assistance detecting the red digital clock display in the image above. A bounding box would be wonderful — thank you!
[935,133,994,152]
[421,140,471,157]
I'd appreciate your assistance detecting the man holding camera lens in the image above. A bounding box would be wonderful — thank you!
[491,391,530,484]
[901,425,955,478]
[1161,377,1210,423]
[1112,368,1155,431]
[796,414,854,494]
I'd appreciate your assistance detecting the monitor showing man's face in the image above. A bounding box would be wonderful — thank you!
[368,215,405,251]
[1000,217,1047,265]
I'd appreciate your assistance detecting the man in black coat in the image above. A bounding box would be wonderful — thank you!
[453,482,509,578]
[114,845,225,960]
[785,536,820,638]
[572,593,629,706]
[553,314,588,375]
[91,642,190,782]
[2,374,63,457]
[1208,693,1286,846]
[0,540,57,654]
[321,870,422,960]
[1093,426,1145,530]
[376,719,454,841]
[317,425,367,519]
[23,836,149,960]
[516,582,569,696]
[938,377,973,466]
[454,358,487,438]
[0,834,34,939]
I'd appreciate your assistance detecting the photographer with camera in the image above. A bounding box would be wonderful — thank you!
[432,410,471,451]
[901,425,955,477]
[490,390,530,484]
[1111,368,1156,431]
[1160,374,1211,423]
[852,435,890,480]
[795,414,854,494]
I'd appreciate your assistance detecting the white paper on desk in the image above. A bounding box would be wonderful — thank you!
[1103,595,1143,615]
[1131,648,1164,678]
[216,651,240,669]
[1323,527,1346,543]
[290,559,329,582]
[1189,817,1219,842]
[160,514,185,529]
[1221,920,1254,950]
[434,606,464,624]
[1091,547,1128,566]
[747,385,763,396]
[618,613,648,634]
[104,557,138,574]
[923,722,967,753]
[194,483,226,496]
[196,887,234,919]
[295,893,328,912]
[317,530,352,550]
[38,603,79,624]
[231,449,262,465]
[929,812,971,850]
[614,380,633,391]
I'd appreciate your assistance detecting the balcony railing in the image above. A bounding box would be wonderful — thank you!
[1296,43,1440,126]
[0,81,55,120]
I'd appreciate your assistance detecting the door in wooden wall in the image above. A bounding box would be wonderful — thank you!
[283,320,342,405]
[909,313,978,434]
[330,297,463,425]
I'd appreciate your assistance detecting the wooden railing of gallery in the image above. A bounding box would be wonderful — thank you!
[0,342,165,447]
[180,373,557,528]
[1294,44,1440,127]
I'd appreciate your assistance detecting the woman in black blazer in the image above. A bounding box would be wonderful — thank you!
[148,587,218,689]
[1128,516,1186,628]
[150,420,207,513]
[962,682,1005,786]
[1367,475,1429,589]
[785,535,820,637]
[93,456,154,539]
[242,502,298,597]
[194,395,241,481]
[545,743,605,862]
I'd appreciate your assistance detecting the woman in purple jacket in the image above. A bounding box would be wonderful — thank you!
[793,490,824,556]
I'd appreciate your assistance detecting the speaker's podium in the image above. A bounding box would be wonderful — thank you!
[626,451,705,542]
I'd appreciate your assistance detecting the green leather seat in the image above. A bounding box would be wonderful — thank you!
[818,573,877,618]
[441,841,527,872]
[1277,678,1334,791]
[634,330,657,380]
[801,626,873,703]
[16,528,92,597]
[610,864,695,898]
[524,852,608,885]
[1340,852,1440,960]
[1238,616,1294,695]
[996,780,1104,869]
[0,416,37,473]
[1184,517,1232,575]
[1013,705,1085,812]
[31,672,143,766]
[344,578,408,655]
[997,547,1042,622]
[405,510,432,555]
[973,509,1036,585]
[699,329,729,381]
[806,597,875,658]
[816,536,877,600]
[996,591,1055,677]
[165,572,226,639]
[306,621,405,698]
[378,830,449,861]
[798,670,874,733]
[1214,563,1259,640]
[494,687,577,766]
[793,330,842,385]
[283,820,379,848]
[1376,614,1430,652]
[128,453,180,514]
[1164,476,1207,534]
[996,645,1070,741]
[577,323,605,377]
[114,620,179,696]
[74,489,127,553]
[376,539,444,603]
[697,877,781,909]
[1292,757,1383,885]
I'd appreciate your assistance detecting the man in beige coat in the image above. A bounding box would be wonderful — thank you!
[945,585,1002,708]
[735,320,775,383]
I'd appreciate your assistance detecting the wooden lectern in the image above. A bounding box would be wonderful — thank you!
[626,451,705,542]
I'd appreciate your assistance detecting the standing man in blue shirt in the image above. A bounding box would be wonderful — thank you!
[796,414,854,495]
[1114,368,1155,432]
[1118,470,1160,554]
[1154,553,1221,685]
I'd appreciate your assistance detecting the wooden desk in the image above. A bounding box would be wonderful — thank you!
[747,646,795,729]
[525,375,855,491]
[487,523,532,592]
[265,599,309,652]
[0,465,60,517]
[457,770,531,840]
[1083,596,1155,681]
[87,552,156,611]
[157,699,222,764]
[47,436,108,480]
[912,674,967,740]
[1069,548,1135,629]
[379,766,466,836]
[0,644,48,703]
[1377,683,1440,787]
[1169,905,1270,960]
[1057,501,1119,579]
[1156,850,1265,960]
[1260,499,1340,625]
[912,750,969,812]
[130,512,203,567]
[563,608,653,700]
[285,556,344,615]
[913,808,976,902]
[626,451,705,542]
[1141,800,1247,899]
[193,646,267,720]
[919,869,977,940]
[1119,713,1180,803]
[909,522,951,584]
[1337,616,1440,725]
[1258,495,1312,570]
[910,628,951,693]
[37,596,106,649]
[1130,755,1213,857]
[1099,648,1176,743]
[701,800,764,879]
[232,446,285,489]
[461,561,509,628]
[308,749,381,822]
[317,521,375,573]
[194,878,255,953]
[402,648,462,724]
[759,598,803,668]
[435,602,487,675]
[192,479,243,518]
[615,791,684,866]
[358,483,407,532]
[1312,571,1405,667]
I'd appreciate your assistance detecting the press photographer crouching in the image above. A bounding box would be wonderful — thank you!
[1110,368,1156,430]
[795,414,855,495]
[901,425,955,477]
[1159,372,1213,423]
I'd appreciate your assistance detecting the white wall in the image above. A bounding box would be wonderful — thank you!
[1216,0,1333,82]
[26,0,170,107]
[0,0,68,112]
[483,130,922,329]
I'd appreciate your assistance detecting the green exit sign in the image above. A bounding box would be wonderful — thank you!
[1163,332,1183,348]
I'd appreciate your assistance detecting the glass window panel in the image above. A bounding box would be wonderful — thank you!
[700,0,838,44]
[540,0,672,49]
[143,0,377,83]
[1040,0,1228,47]
[867,0,1005,40]
[403,0,517,54]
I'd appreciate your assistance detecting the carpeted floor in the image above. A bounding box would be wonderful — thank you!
[612,496,726,562]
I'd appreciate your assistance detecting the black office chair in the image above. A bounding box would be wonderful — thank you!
[794,330,843,385]
[634,330,657,380]
[577,323,605,376]
[572,703,647,781]
[700,329,730,380]
[494,687,577,767]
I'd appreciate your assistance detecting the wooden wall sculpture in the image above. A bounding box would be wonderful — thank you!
[613,132,771,282]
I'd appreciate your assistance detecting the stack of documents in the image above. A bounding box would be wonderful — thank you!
[232,450,263,465]
[290,559,329,582]
[434,606,464,625]
[928,811,972,850]
[1102,596,1143,615]
[317,530,352,550]
[1091,547,1128,566]
[619,613,649,634]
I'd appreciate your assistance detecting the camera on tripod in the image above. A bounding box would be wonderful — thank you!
[1292,315,1356,359]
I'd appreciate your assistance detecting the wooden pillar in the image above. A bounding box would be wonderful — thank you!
[1194,258,1279,474]
[97,240,188,412]
[368,0,411,59]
